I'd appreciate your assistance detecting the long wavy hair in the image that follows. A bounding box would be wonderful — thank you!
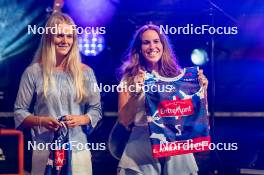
[33,12,86,102]
[118,24,181,84]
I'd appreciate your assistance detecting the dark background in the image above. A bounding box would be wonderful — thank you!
[0,0,264,174]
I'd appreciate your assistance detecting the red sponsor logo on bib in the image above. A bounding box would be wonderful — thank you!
[55,150,65,167]
[158,97,194,117]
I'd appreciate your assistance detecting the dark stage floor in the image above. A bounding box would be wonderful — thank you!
[1,116,264,175]
[90,117,264,175]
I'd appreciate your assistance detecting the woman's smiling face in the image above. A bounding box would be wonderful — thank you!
[53,23,74,59]
[141,29,163,69]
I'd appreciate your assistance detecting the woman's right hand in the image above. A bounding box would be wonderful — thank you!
[118,70,145,128]
[39,116,62,131]
[131,70,145,97]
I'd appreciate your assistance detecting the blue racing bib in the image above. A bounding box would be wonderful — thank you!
[144,67,210,158]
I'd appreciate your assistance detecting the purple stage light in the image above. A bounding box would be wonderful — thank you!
[78,33,105,56]
[64,0,118,27]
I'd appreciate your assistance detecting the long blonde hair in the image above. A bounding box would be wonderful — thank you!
[34,12,86,102]
[118,24,181,84]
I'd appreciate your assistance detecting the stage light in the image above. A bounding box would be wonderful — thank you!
[191,49,209,66]
[78,33,105,56]
[64,0,118,27]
